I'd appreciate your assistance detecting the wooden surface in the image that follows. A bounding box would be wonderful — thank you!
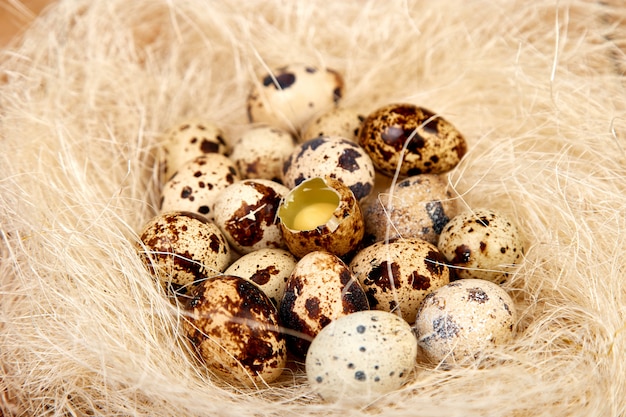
[0,0,54,46]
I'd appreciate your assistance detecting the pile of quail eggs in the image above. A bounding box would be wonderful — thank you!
[136,64,525,401]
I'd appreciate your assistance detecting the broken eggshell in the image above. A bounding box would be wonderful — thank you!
[277,176,364,258]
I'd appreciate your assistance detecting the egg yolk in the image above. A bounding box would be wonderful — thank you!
[291,202,337,231]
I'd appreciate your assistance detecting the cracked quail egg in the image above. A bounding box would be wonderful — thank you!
[212,179,289,254]
[358,103,467,177]
[413,278,517,365]
[437,208,525,283]
[306,310,417,402]
[247,63,344,132]
[184,275,287,386]
[349,238,450,323]
[277,176,364,258]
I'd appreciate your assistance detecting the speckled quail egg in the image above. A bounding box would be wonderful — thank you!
[358,103,467,177]
[300,107,365,143]
[230,125,296,182]
[282,136,375,202]
[247,64,344,133]
[159,119,230,182]
[224,248,297,307]
[212,179,288,254]
[362,174,458,246]
[160,153,240,221]
[349,238,450,323]
[278,176,364,258]
[138,211,231,297]
[437,208,525,283]
[414,279,517,365]
[279,251,369,357]
[306,310,417,402]
[184,275,287,386]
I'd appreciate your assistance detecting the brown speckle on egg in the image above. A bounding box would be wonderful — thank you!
[437,208,525,283]
[414,279,517,365]
[279,251,369,357]
[213,179,288,254]
[137,211,231,298]
[183,275,287,386]
[350,238,450,323]
[358,103,467,177]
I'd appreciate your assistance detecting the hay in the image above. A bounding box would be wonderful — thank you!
[1,0,625,415]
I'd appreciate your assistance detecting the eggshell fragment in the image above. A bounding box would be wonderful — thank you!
[159,119,229,182]
[362,174,458,245]
[184,275,287,386]
[358,103,467,177]
[230,125,295,182]
[306,310,417,402]
[300,107,365,143]
[437,208,525,283]
[278,177,364,258]
[349,238,450,323]
[414,279,517,365]
[160,154,240,221]
[247,64,344,132]
[212,179,289,254]
[282,136,375,202]
[137,211,231,297]
[224,248,297,307]
[279,251,369,357]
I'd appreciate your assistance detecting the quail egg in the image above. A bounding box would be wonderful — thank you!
[160,153,240,221]
[224,248,297,307]
[300,107,365,143]
[349,238,450,323]
[437,208,525,283]
[279,251,369,357]
[282,136,375,202]
[247,64,344,132]
[278,176,364,258]
[358,103,467,177]
[212,179,289,254]
[362,174,458,245]
[159,119,230,182]
[306,310,417,402]
[137,211,231,297]
[414,279,517,365]
[230,125,295,182]
[184,275,287,386]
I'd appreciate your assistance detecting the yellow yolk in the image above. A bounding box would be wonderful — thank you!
[291,202,337,231]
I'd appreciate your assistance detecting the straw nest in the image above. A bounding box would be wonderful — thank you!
[1,0,626,416]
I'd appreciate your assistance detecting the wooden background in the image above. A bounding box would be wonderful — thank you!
[0,0,53,46]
